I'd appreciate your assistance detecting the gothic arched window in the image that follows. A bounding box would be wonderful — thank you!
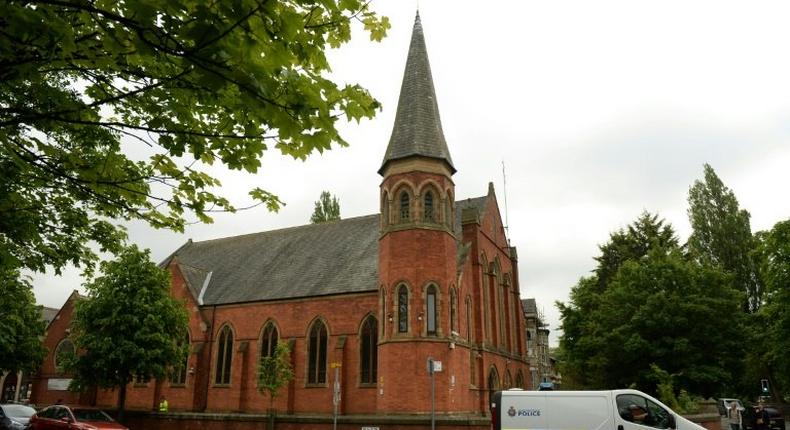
[170,331,190,385]
[215,325,233,385]
[427,285,438,335]
[260,322,278,359]
[380,288,387,337]
[399,191,410,222]
[445,195,452,226]
[424,191,434,222]
[488,366,500,397]
[307,320,328,384]
[382,192,390,227]
[466,296,473,341]
[398,285,409,333]
[450,288,458,334]
[360,316,378,384]
[54,339,74,372]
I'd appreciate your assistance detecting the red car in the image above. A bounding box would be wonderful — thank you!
[29,405,128,430]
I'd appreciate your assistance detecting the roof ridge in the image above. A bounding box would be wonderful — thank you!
[186,196,487,247]
[191,213,379,246]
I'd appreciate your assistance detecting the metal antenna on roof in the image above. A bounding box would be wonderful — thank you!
[502,160,510,244]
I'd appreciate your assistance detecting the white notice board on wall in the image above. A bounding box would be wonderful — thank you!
[47,379,72,391]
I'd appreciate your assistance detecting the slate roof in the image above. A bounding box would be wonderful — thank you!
[454,196,488,234]
[521,298,538,315]
[172,215,380,306]
[176,261,210,303]
[169,197,488,306]
[379,12,455,175]
[40,306,58,326]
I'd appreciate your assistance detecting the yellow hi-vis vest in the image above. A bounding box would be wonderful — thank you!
[159,399,168,412]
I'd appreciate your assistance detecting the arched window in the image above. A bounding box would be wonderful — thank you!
[260,322,278,359]
[398,285,409,333]
[54,339,74,371]
[380,288,387,337]
[469,349,477,387]
[214,325,233,385]
[450,288,458,334]
[170,331,190,385]
[307,320,328,384]
[360,316,378,384]
[488,366,500,404]
[505,370,513,389]
[424,191,434,222]
[426,285,437,335]
[445,195,452,226]
[488,272,498,346]
[515,371,525,389]
[399,191,410,222]
[466,297,473,341]
[382,192,390,227]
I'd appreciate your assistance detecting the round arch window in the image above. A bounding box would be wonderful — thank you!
[54,339,75,371]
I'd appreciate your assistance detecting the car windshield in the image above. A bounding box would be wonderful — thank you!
[72,409,113,422]
[2,405,36,418]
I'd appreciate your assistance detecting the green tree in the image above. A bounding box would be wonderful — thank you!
[558,213,742,398]
[257,341,294,410]
[747,219,790,401]
[0,267,47,375]
[687,164,760,311]
[66,245,188,422]
[557,213,677,389]
[310,190,341,223]
[594,212,679,288]
[0,1,389,275]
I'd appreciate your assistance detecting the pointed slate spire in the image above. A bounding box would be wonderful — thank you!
[379,12,455,175]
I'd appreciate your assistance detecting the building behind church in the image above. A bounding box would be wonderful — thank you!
[32,13,531,429]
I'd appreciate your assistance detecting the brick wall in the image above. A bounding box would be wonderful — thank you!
[32,175,529,421]
[123,410,492,430]
[30,291,82,406]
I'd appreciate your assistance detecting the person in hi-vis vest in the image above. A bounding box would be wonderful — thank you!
[158,395,168,412]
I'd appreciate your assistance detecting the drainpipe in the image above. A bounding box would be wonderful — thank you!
[200,305,217,412]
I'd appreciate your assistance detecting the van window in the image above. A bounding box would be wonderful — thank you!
[616,394,671,429]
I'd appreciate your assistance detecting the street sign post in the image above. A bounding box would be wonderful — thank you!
[428,358,441,430]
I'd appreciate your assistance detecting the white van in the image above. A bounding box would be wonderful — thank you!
[491,389,706,430]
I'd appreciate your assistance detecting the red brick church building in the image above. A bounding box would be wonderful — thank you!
[33,13,531,427]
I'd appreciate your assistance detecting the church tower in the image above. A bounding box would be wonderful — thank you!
[377,13,461,413]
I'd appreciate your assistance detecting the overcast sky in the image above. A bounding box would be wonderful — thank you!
[32,1,790,347]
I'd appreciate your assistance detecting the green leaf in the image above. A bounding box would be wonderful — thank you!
[0,0,388,274]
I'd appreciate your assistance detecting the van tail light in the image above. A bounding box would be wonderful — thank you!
[491,391,501,430]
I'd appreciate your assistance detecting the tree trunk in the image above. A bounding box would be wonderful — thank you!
[117,382,127,423]
[267,407,276,430]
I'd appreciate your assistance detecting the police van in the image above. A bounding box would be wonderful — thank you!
[491,389,706,430]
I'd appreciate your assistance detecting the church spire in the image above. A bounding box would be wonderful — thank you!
[379,12,455,175]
